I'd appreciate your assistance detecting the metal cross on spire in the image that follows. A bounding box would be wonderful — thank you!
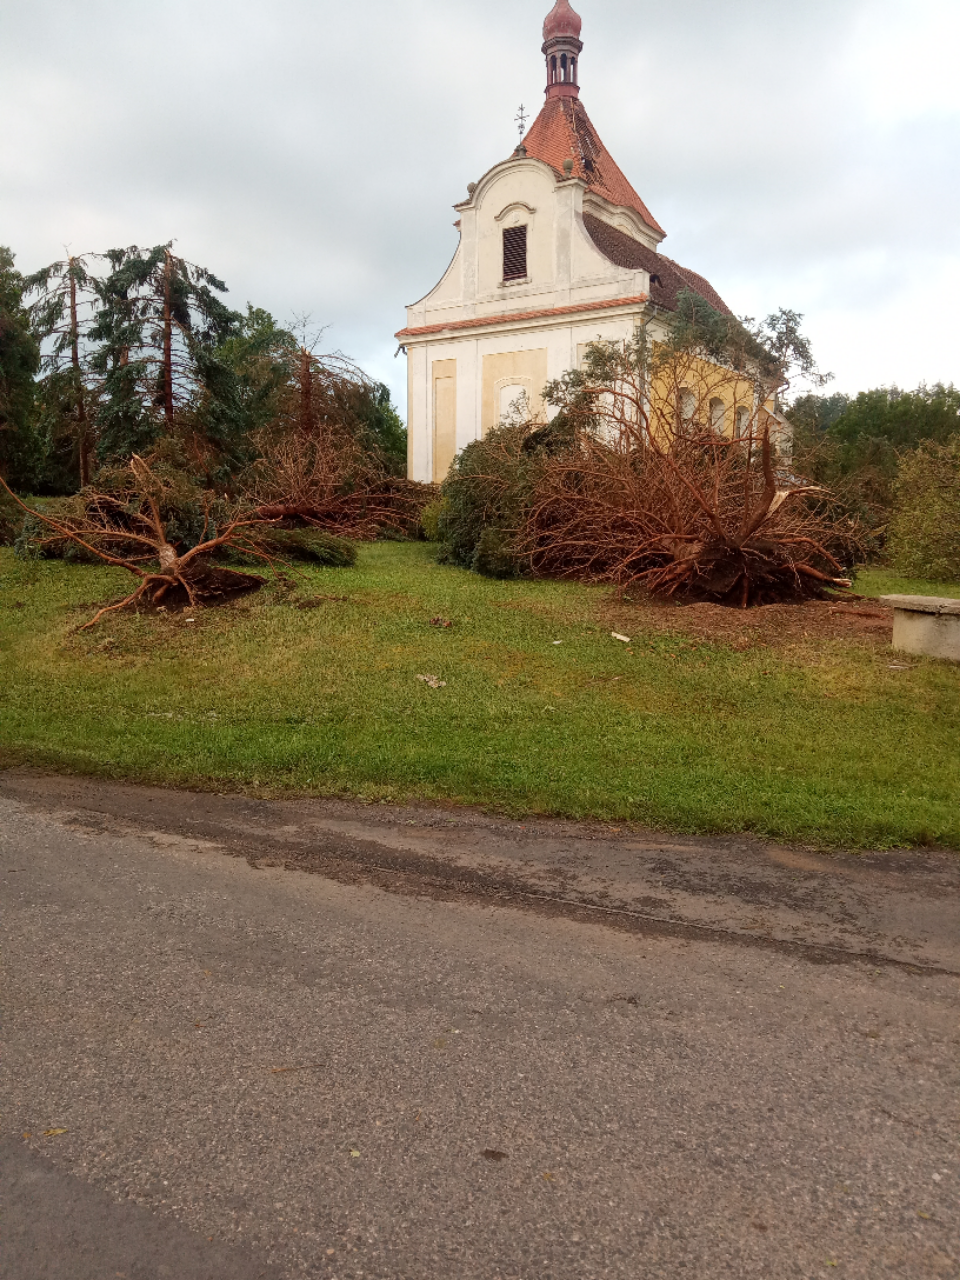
[515,104,529,140]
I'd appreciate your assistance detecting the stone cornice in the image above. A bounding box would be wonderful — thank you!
[396,293,649,342]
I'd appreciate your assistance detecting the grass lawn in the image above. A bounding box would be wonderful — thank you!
[1,543,958,850]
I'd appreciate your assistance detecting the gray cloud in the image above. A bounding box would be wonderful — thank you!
[1,0,957,406]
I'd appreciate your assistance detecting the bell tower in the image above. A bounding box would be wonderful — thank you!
[542,0,583,100]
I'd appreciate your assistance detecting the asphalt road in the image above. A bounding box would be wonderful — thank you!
[1,770,958,1279]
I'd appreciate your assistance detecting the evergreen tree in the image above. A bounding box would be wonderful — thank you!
[0,247,41,488]
[88,244,245,481]
[357,382,407,476]
[215,305,297,437]
[24,253,102,487]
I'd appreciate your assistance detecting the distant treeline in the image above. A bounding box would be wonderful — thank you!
[787,384,960,575]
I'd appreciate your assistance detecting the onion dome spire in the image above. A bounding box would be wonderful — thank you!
[542,0,583,99]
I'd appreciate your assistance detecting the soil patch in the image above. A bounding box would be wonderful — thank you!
[617,596,893,648]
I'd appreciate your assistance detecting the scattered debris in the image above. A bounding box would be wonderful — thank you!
[42,1128,68,1137]
[416,674,446,689]
[482,1148,508,1161]
[611,632,631,643]
[295,595,349,609]
[888,662,916,670]
[430,616,452,628]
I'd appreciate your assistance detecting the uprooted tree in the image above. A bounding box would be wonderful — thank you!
[2,451,282,626]
[1,339,429,625]
[436,292,858,605]
[243,343,428,540]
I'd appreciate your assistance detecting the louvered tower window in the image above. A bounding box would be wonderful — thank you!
[502,226,528,281]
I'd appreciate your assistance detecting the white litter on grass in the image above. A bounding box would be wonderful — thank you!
[611,632,631,643]
[416,674,447,689]
[552,640,563,645]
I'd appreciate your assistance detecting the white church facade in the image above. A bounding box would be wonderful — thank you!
[397,0,735,483]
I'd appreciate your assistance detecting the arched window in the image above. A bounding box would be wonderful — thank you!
[680,387,696,425]
[734,406,750,439]
[550,55,557,83]
[499,384,529,422]
[560,53,568,81]
[709,398,726,433]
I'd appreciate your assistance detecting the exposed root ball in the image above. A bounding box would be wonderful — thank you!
[144,562,265,612]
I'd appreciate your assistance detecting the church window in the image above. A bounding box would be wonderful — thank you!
[680,387,696,424]
[502,225,528,281]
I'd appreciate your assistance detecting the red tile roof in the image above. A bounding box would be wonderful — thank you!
[582,214,732,316]
[395,293,649,341]
[521,96,665,237]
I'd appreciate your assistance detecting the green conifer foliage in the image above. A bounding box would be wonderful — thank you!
[24,253,102,488]
[88,245,245,481]
[0,247,41,489]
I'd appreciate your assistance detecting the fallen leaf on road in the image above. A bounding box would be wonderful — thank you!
[417,674,446,689]
[482,1148,508,1161]
[611,632,631,643]
[917,1211,932,1219]
[350,1149,360,1157]
[43,1128,68,1137]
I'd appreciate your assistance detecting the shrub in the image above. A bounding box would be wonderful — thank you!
[888,437,960,582]
[419,498,446,542]
[435,421,549,578]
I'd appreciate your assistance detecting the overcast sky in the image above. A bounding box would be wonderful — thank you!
[2,0,958,413]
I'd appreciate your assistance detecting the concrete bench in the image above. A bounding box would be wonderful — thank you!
[879,594,960,663]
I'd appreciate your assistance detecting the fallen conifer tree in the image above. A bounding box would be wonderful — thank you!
[242,345,431,540]
[2,454,282,627]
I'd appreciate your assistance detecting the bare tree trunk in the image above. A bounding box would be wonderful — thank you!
[162,250,174,424]
[300,347,313,433]
[69,258,91,488]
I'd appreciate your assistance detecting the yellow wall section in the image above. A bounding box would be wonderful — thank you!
[481,349,549,435]
[432,359,457,483]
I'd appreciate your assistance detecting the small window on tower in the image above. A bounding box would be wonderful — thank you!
[502,225,528,281]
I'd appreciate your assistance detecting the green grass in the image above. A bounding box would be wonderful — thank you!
[853,566,960,600]
[1,543,958,850]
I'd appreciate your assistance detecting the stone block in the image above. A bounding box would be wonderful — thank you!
[879,594,960,663]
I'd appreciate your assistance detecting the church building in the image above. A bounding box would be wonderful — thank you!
[396,0,734,483]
